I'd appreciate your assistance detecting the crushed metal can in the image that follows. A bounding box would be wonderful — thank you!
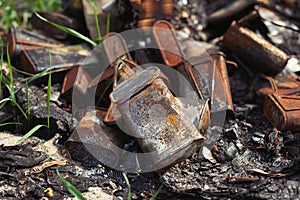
[184,44,234,117]
[264,92,300,132]
[102,32,136,124]
[19,44,89,73]
[6,27,62,59]
[210,52,234,117]
[223,21,290,75]
[110,66,205,168]
[258,76,300,99]
[153,20,184,67]
[65,107,123,167]
[61,66,92,102]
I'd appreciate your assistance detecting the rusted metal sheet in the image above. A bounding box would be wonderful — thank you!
[61,66,92,102]
[153,20,183,67]
[19,44,89,73]
[264,93,300,132]
[223,21,289,75]
[111,66,205,168]
[65,108,123,167]
[6,27,62,59]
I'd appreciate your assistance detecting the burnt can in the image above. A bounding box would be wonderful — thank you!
[6,27,62,59]
[65,107,123,167]
[61,66,92,102]
[184,45,234,117]
[223,21,289,75]
[210,52,234,117]
[19,44,89,74]
[110,66,204,169]
[264,92,300,132]
[259,76,300,98]
[101,33,136,124]
[153,20,184,67]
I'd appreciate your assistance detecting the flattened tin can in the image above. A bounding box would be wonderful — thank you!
[223,21,289,75]
[19,44,89,73]
[6,27,62,59]
[264,93,300,132]
[110,66,204,168]
[65,108,123,167]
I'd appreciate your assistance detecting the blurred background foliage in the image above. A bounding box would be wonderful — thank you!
[0,0,62,30]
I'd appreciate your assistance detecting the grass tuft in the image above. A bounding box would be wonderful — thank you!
[56,169,86,200]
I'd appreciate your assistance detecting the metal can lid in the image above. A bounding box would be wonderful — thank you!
[110,66,160,103]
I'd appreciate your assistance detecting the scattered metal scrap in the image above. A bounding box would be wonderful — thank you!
[0,0,300,199]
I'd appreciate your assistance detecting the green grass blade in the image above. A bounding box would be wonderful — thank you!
[6,44,14,94]
[150,184,164,200]
[122,172,131,200]
[5,83,16,102]
[0,73,10,86]
[25,81,30,115]
[87,0,99,11]
[46,70,51,128]
[0,122,22,127]
[106,12,110,34]
[0,40,3,98]
[87,0,102,42]
[0,98,11,105]
[13,67,35,76]
[56,169,86,200]
[35,12,97,47]
[26,66,54,83]
[12,100,28,120]
[16,124,45,144]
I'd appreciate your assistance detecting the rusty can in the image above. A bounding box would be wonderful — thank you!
[110,66,204,168]
[210,52,234,117]
[264,92,300,132]
[259,76,300,98]
[65,107,123,167]
[61,66,92,102]
[101,33,136,124]
[184,43,234,117]
[153,20,184,67]
[6,27,62,59]
[223,21,289,75]
[19,44,89,74]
